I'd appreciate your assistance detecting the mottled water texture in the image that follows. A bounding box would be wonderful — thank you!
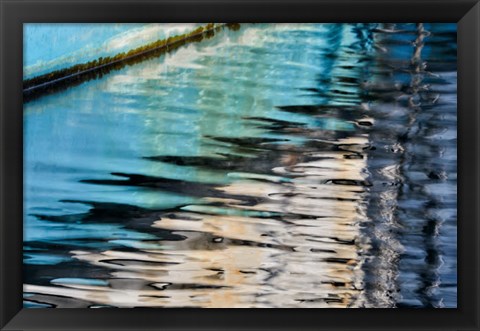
[23,23,457,308]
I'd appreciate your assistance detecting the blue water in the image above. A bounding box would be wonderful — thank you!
[24,23,208,79]
[23,23,457,308]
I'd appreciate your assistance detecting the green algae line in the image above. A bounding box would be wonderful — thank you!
[23,23,241,98]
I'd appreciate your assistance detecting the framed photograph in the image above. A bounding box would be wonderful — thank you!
[1,0,479,330]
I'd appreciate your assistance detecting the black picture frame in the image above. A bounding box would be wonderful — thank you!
[1,0,479,330]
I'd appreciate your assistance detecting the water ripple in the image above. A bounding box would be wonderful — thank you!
[24,23,457,308]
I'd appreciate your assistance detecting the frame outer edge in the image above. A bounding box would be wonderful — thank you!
[458,2,480,330]
[1,0,6,329]
[1,1,24,330]
[0,1,479,331]
[468,2,479,330]
[475,2,479,329]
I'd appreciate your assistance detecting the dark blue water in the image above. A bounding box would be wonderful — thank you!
[23,23,457,308]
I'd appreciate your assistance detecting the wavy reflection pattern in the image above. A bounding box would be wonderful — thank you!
[23,23,457,308]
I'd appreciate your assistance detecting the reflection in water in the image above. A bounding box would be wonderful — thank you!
[23,23,457,308]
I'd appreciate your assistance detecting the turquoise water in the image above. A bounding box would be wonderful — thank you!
[24,23,208,79]
[23,23,457,308]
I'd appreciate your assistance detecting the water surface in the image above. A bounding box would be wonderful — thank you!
[24,23,457,308]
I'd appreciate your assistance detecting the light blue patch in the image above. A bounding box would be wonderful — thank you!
[51,278,109,286]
